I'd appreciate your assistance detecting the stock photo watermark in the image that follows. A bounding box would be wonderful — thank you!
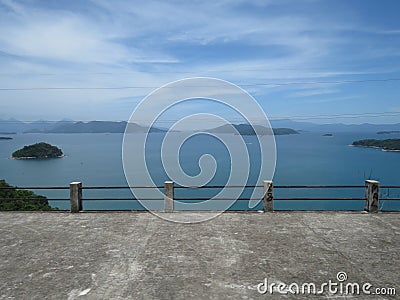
[257,271,396,296]
[122,77,276,223]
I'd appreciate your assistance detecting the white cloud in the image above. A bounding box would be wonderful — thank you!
[0,0,178,64]
[0,0,399,123]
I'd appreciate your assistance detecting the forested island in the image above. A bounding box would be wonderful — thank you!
[12,142,64,159]
[377,131,400,135]
[0,179,55,210]
[0,137,13,140]
[352,139,400,151]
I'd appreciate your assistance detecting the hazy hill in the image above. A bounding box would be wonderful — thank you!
[25,121,165,133]
[270,119,400,133]
[0,118,29,133]
[206,124,299,135]
[0,119,74,133]
[1,118,400,133]
[44,121,126,133]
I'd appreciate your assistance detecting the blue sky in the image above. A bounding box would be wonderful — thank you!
[0,0,399,124]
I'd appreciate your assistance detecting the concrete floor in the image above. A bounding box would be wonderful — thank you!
[0,211,399,299]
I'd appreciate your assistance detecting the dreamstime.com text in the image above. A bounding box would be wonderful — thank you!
[257,272,396,296]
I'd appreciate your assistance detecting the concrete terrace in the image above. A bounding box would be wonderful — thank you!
[0,212,399,299]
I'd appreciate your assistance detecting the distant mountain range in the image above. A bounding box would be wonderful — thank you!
[0,120,165,134]
[26,121,165,134]
[0,118,399,134]
[269,119,400,133]
[0,118,74,133]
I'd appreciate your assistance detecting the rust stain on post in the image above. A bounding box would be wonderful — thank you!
[263,180,274,212]
[365,180,379,213]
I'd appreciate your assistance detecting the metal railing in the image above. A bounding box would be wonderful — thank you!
[0,180,399,212]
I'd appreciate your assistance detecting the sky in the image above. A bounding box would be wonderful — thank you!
[0,0,399,124]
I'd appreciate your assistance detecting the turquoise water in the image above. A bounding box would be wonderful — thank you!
[0,132,399,211]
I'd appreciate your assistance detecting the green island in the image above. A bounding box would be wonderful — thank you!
[12,142,64,159]
[377,131,400,135]
[352,139,400,151]
[0,179,56,211]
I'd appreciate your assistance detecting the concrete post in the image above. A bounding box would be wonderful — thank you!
[70,182,82,213]
[164,181,174,212]
[263,180,274,212]
[365,180,379,213]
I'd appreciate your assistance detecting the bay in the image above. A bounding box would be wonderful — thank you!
[0,132,399,211]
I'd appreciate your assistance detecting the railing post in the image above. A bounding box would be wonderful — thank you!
[263,180,274,212]
[164,181,174,212]
[70,182,82,213]
[365,180,379,213]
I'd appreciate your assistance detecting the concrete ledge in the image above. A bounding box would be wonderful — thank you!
[0,212,399,299]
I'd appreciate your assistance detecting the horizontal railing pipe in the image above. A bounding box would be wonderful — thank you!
[0,198,69,201]
[82,186,164,189]
[1,180,399,212]
[274,197,365,201]
[274,185,365,189]
[81,198,162,201]
[174,185,262,189]
[0,186,69,190]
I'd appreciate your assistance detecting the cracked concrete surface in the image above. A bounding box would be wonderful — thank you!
[0,212,399,299]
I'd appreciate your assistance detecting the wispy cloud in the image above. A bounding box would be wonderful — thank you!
[0,0,399,123]
[301,95,361,104]
[288,89,340,98]
[0,0,178,64]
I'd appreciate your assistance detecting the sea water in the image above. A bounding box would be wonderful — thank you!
[0,132,399,211]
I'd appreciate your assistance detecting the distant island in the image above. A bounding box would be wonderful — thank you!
[0,179,55,211]
[206,124,299,135]
[322,133,333,137]
[377,131,400,135]
[272,128,299,135]
[2,118,400,134]
[352,139,400,152]
[23,121,299,135]
[0,137,13,140]
[12,142,64,159]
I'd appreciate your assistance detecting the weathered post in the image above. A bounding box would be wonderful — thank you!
[263,180,274,212]
[164,181,174,212]
[365,180,379,213]
[70,182,82,213]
